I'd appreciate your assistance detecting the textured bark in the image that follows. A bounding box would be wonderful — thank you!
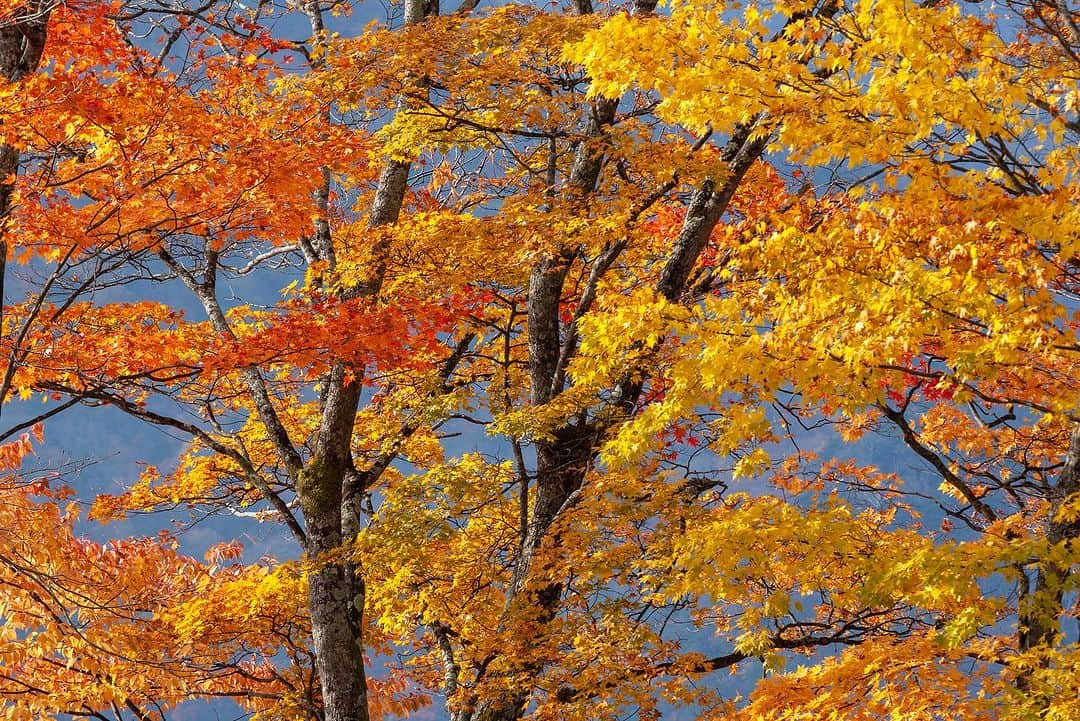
[526,254,573,408]
[527,91,617,403]
[513,91,619,594]
[0,2,53,367]
[368,161,410,228]
[508,421,596,599]
[302,366,368,721]
[297,1,435,718]
[308,558,367,721]
[656,122,769,303]
[0,3,50,84]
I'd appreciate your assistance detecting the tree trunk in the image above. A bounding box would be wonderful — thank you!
[294,0,434,714]
[299,364,367,721]
[0,2,52,360]
[1017,422,1080,691]
[465,119,772,721]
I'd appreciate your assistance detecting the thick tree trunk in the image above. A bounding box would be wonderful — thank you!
[0,3,50,83]
[308,561,367,721]
[296,0,433,717]
[301,368,368,721]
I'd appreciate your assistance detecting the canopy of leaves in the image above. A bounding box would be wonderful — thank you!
[0,1,1078,720]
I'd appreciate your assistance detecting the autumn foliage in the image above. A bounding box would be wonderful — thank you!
[1,0,1078,720]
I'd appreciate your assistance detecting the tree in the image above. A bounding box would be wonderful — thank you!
[566,0,1080,717]
[0,0,1078,720]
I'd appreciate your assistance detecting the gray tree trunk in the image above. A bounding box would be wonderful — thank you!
[301,367,369,721]
[296,1,432,719]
